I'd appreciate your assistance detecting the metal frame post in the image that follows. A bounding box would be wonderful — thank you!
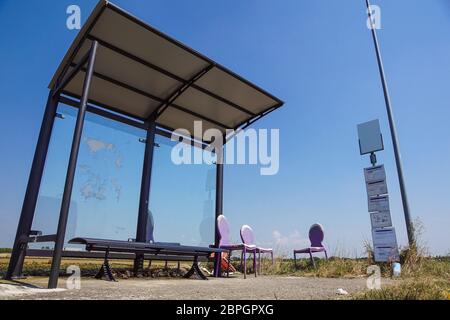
[365,0,414,245]
[5,91,60,279]
[48,41,98,288]
[213,149,224,277]
[133,116,157,275]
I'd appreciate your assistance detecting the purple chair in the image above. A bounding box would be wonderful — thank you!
[216,215,257,279]
[240,225,274,274]
[293,224,328,268]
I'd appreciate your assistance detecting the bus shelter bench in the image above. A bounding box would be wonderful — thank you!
[69,238,225,282]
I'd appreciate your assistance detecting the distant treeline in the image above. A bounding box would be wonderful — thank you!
[0,248,12,253]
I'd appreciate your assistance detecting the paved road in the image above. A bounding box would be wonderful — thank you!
[0,276,378,300]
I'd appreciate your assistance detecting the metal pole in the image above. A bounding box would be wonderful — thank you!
[213,149,224,277]
[365,0,415,245]
[133,117,156,275]
[48,41,98,288]
[5,91,59,279]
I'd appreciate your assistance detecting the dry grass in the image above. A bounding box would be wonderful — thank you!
[354,277,450,300]
[227,219,450,300]
[354,220,450,300]
[1,253,449,300]
[1,220,448,300]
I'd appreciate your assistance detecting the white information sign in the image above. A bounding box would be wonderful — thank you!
[370,211,392,228]
[374,246,400,262]
[366,180,388,197]
[357,119,384,155]
[372,227,397,246]
[372,227,399,262]
[364,165,386,183]
[368,195,390,212]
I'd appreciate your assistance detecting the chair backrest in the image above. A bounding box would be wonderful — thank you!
[309,223,325,247]
[217,215,232,246]
[240,225,255,245]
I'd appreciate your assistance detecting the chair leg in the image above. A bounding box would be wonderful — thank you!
[243,248,247,279]
[259,252,262,275]
[324,250,328,260]
[271,252,274,267]
[309,252,316,268]
[213,252,221,277]
[240,251,243,270]
[227,250,232,278]
[293,252,297,268]
[253,251,257,277]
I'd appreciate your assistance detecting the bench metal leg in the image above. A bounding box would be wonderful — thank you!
[95,249,117,282]
[133,255,144,276]
[183,256,208,280]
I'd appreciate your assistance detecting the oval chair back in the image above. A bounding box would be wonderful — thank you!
[309,223,325,247]
[240,225,255,246]
[217,215,232,246]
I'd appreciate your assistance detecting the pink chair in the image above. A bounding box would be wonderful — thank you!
[240,225,274,274]
[216,215,257,279]
[293,224,328,268]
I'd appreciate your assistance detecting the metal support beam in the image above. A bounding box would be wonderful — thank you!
[62,90,148,123]
[133,116,157,275]
[213,150,224,277]
[54,51,91,95]
[154,64,214,119]
[48,41,98,289]
[86,35,255,117]
[5,91,60,279]
[221,105,280,148]
[59,94,210,150]
[366,0,414,245]
[70,64,230,130]
[59,95,147,130]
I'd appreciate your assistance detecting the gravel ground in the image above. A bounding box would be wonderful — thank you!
[0,275,381,300]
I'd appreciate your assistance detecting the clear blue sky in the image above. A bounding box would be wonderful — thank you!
[0,0,449,256]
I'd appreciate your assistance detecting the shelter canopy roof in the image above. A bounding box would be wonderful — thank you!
[50,1,283,139]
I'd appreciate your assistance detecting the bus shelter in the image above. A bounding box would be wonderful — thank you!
[6,0,283,288]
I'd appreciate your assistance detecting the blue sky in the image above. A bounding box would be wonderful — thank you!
[0,0,449,256]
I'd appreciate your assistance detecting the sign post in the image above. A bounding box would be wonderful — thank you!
[358,119,399,262]
[365,0,415,246]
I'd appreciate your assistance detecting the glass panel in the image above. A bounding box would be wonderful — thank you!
[31,104,145,248]
[149,136,216,246]
[30,103,216,249]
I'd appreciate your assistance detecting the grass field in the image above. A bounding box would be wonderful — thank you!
[1,247,449,300]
